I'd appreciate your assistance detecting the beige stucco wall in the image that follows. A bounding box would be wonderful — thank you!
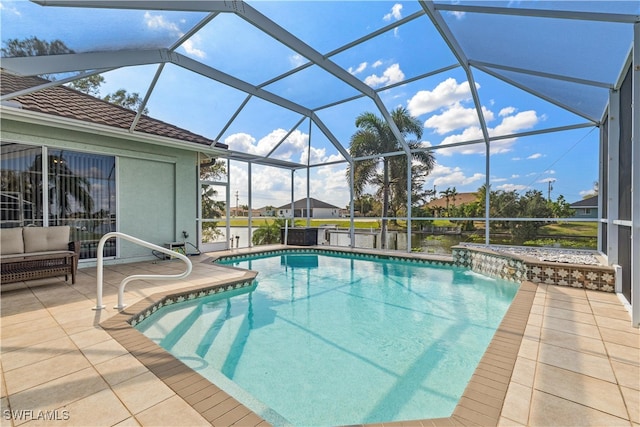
[1,117,200,261]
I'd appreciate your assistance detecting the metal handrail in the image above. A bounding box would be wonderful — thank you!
[93,232,192,310]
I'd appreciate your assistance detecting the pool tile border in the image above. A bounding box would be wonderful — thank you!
[101,250,536,427]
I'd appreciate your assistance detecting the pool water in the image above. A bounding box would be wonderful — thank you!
[136,252,518,426]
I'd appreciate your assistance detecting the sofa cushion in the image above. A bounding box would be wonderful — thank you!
[23,226,71,253]
[1,228,25,255]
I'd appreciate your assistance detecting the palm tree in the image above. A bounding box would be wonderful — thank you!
[252,218,288,246]
[440,187,458,216]
[347,107,435,248]
[28,154,94,222]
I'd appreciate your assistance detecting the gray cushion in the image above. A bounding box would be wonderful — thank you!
[23,226,71,253]
[1,228,25,255]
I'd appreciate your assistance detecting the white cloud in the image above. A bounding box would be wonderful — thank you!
[491,110,539,137]
[182,38,206,59]
[407,78,477,117]
[383,4,403,21]
[499,107,516,117]
[290,54,307,68]
[545,169,556,174]
[348,62,368,75]
[0,3,21,16]
[497,183,528,191]
[364,63,405,88]
[225,129,346,167]
[144,12,180,32]
[447,11,466,20]
[372,60,383,68]
[310,164,350,207]
[527,153,543,159]
[537,177,556,183]
[511,157,522,161]
[424,103,494,135]
[224,133,261,154]
[144,12,206,59]
[436,110,540,156]
[427,163,484,188]
[511,174,520,178]
[262,129,308,161]
[228,161,351,209]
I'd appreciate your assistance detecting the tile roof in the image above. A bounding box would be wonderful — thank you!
[569,195,598,208]
[0,71,227,149]
[277,197,341,210]
[426,192,478,209]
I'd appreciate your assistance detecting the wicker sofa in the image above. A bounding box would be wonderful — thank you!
[1,226,80,285]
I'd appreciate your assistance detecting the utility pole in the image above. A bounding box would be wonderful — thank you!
[235,190,239,217]
[547,179,555,201]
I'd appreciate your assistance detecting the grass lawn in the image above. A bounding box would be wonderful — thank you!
[226,217,462,229]
[224,218,598,240]
[226,218,380,229]
[539,221,598,237]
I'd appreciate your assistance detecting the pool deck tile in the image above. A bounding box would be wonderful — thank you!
[1,245,638,426]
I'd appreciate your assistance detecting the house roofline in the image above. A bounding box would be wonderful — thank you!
[1,106,229,157]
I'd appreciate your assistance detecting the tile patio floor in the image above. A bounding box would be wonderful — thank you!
[1,247,638,426]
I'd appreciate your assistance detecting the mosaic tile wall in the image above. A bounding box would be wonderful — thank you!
[453,247,616,292]
[525,263,615,292]
[452,248,526,283]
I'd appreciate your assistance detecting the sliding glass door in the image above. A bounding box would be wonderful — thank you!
[1,142,116,259]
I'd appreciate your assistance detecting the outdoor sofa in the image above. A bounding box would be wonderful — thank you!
[1,226,80,285]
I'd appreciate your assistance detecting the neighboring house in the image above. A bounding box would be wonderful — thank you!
[1,72,228,261]
[570,195,599,218]
[426,192,478,217]
[255,206,277,217]
[229,207,262,217]
[276,198,341,218]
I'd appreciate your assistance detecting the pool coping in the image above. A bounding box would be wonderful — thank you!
[100,249,536,427]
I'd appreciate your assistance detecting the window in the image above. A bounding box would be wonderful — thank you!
[1,143,116,259]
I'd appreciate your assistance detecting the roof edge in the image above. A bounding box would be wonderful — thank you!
[0,106,229,156]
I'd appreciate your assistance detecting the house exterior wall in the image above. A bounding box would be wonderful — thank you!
[276,207,340,218]
[1,118,199,261]
[572,208,598,219]
[312,208,340,218]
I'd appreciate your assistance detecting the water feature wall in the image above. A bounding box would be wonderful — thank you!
[453,245,616,292]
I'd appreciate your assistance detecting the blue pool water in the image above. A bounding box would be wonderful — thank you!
[136,251,518,426]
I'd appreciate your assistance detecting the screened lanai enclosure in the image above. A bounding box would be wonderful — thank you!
[0,1,639,325]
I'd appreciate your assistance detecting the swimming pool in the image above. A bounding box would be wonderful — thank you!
[135,250,518,426]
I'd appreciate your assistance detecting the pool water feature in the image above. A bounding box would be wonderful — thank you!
[136,251,518,426]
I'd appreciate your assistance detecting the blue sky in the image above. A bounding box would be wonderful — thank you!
[2,0,628,210]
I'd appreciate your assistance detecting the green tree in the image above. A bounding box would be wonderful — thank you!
[347,107,435,248]
[440,187,458,217]
[68,75,105,97]
[2,37,148,113]
[351,194,377,216]
[1,37,99,91]
[493,190,520,229]
[549,195,575,218]
[510,189,553,242]
[24,153,94,222]
[1,36,71,57]
[252,218,287,246]
[103,89,149,115]
[199,159,227,241]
